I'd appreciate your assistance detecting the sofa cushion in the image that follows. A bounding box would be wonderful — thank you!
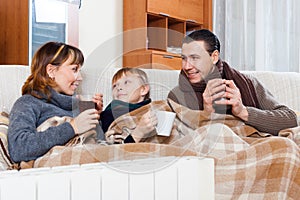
[242,71,300,112]
[0,113,15,170]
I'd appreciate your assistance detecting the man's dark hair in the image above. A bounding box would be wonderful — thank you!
[183,29,220,55]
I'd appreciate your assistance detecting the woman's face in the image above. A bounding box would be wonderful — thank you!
[181,41,218,83]
[112,73,148,103]
[50,57,83,95]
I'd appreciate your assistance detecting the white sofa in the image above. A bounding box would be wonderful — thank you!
[1,65,300,114]
[80,67,300,113]
[0,65,299,200]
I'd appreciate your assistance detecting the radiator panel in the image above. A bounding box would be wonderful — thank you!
[0,156,214,200]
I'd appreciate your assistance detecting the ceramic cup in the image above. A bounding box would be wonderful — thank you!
[155,111,176,136]
[78,94,96,113]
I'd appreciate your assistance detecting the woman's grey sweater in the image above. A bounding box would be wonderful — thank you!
[8,90,78,163]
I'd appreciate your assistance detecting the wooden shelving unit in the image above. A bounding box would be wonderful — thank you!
[123,0,213,70]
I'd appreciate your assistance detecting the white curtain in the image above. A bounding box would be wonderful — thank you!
[213,0,300,72]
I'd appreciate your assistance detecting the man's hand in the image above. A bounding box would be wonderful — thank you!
[203,78,226,113]
[203,79,248,121]
[223,80,248,121]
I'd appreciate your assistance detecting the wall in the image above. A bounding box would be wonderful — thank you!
[79,0,123,72]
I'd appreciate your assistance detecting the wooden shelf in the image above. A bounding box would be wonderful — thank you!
[168,18,185,48]
[123,0,213,70]
[147,14,167,51]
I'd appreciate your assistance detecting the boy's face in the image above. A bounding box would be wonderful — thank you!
[112,73,148,103]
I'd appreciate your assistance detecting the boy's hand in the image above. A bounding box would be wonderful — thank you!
[105,130,124,144]
[131,110,157,142]
[105,111,158,143]
[93,93,103,113]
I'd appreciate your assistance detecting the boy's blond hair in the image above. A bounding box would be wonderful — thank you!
[112,68,150,100]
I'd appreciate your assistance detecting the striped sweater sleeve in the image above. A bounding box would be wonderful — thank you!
[244,75,298,135]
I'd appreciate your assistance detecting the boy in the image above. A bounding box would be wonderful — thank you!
[100,68,158,143]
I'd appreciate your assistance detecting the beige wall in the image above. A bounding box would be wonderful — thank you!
[79,0,123,70]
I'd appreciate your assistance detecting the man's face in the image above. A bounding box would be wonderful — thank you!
[181,41,217,83]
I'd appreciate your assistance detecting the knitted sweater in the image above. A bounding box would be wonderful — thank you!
[168,63,297,135]
[8,89,77,162]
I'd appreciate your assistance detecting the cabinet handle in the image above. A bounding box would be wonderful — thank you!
[163,55,174,59]
[159,12,169,17]
[186,19,198,23]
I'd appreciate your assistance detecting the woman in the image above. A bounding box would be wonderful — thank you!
[8,42,103,163]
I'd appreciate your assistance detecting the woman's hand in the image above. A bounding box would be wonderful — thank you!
[70,109,100,134]
[93,93,103,113]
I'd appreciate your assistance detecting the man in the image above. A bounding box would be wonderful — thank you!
[168,29,297,135]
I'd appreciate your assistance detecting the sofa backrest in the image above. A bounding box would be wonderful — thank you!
[0,65,299,113]
[0,65,30,112]
[242,71,300,112]
[80,67,180,108]
[81,67,300,112]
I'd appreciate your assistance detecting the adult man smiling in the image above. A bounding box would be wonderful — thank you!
[168,29,297,135]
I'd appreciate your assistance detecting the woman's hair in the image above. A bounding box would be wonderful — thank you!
[183,29,220,55]
[112,67,150,100]
[22,41,84,99]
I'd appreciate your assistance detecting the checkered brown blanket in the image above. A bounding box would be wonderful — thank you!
[33,99,300,199]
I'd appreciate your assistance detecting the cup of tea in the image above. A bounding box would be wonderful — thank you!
[213,97,232,114]
[78,94,96,113]
[155,111,176,137]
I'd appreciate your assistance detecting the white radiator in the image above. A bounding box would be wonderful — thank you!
[0,156,214,200]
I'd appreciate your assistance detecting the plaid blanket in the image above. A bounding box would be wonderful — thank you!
[279,126,300,146]
[33,99,300,199]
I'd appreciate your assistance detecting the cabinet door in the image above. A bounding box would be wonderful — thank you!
[152,53,182,70]
[147,0,178,17]
[179,0,203,23]
[147,0,203,23]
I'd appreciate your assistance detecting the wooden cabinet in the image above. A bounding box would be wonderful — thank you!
[123,0,212,70]
[0,0,79,65]
[0,0,29,65]
[147,0,204,23]
[123,50,182,70]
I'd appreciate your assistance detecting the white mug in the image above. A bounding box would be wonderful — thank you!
[155,111,176,136]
